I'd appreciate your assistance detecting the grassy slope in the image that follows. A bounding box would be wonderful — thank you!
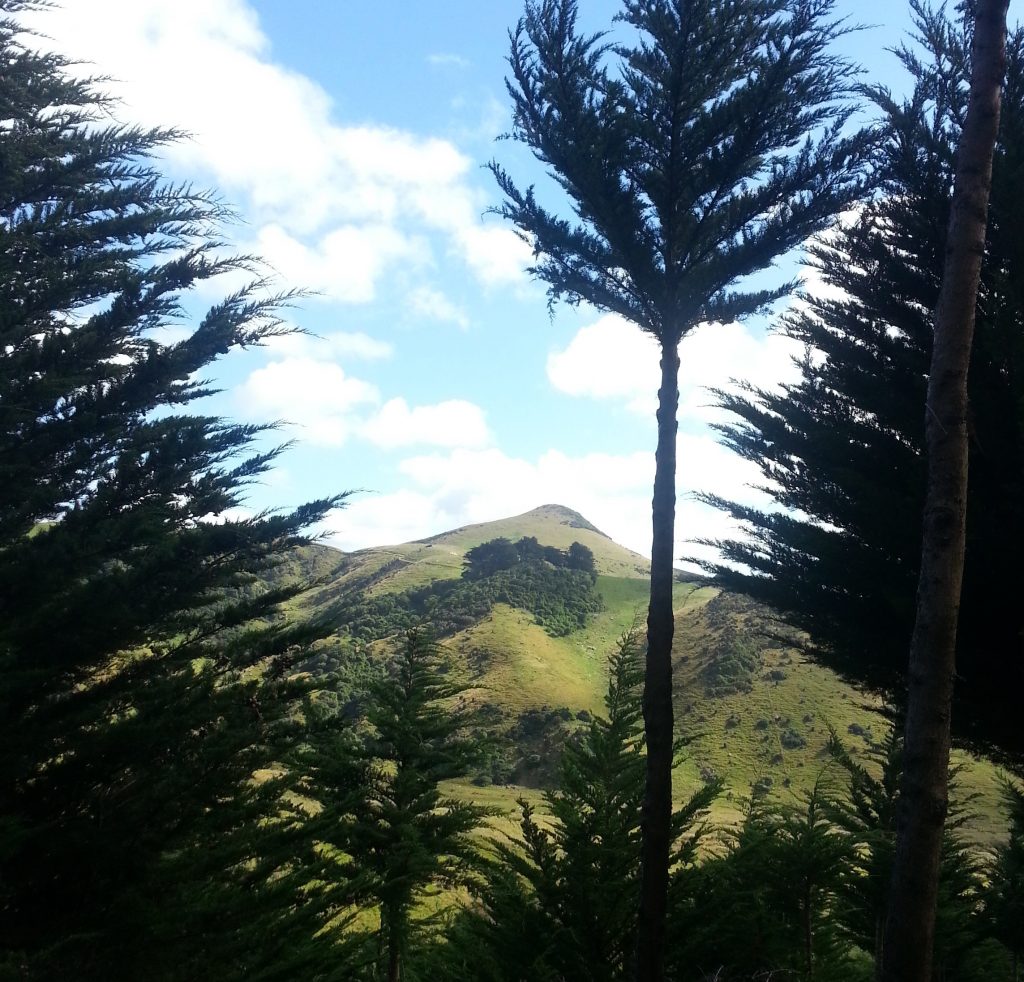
[670,593,1006,841]
[291,505,1008,846]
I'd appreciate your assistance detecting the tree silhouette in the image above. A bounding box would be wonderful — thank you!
[0,3,344,974]
[491,1,872,973]
[883,1,1009,975]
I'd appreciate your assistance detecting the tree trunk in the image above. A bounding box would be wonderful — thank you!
[635,339,680,982]
[387,921,401,982]
[880,3,1008,981]
[803,886,814,981]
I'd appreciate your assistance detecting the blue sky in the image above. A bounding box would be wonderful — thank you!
[28,0,948,560]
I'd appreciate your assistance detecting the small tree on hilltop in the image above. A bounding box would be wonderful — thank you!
[492,1,873,973]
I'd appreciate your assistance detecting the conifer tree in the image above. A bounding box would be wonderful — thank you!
[0,3,344,975]
[827,727,1000,982]
[697,6,1024,762]
[447,629,718,982]
[491,4,872,972]
[671,778,855,981]
[298,630,491,982]
[983,779,1024,978]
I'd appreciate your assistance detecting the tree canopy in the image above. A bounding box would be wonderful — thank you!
[492,2,875,973]
[0,3,343,974]
[697,5,1024,763]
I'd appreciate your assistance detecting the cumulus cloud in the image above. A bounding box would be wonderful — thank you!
[236,357,380,447]
[408,286,470,329]
[363,398,491,450]
[236,358,490,452]
[547,313,803,421]
[25,0,529,298]
[254,223,425,304]
[546,314,661,413]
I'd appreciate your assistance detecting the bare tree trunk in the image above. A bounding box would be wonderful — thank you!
[386,918,401,982]
[636,339,680,982]
[803,886,815,981]
[880,3,1008,980]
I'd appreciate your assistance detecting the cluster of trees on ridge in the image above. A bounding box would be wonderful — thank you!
[327,535,602,641]
[1,1,1023,981]
[463,535,597,579]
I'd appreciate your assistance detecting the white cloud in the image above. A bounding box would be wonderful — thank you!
[408,286,470,329]
[236,357,380,446]
[546,314,660,412]
[24,0,527,297]
[236,359,490,451]
[455,225,533,287]
[428,53,471,69]
[254,223,423,304]
[363,398,491,450]
[547,313,803,421]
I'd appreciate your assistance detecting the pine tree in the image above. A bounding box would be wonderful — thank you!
[670,777,856,982]
[298,630,491,982]
[983,779,1024,978]
[827,726,1001,982]
[696,6,1024,763]
[0,3,344,975]
[491,4,872,972]
[446,629,718,982]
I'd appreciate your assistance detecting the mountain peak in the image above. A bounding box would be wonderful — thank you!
[518,504,610,539]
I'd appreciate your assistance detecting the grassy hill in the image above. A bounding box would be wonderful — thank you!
[288,505,1008,844]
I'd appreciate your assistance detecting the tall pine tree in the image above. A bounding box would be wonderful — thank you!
[697,5,1024,763]
[0,3,344,975]
[491,4,872,973]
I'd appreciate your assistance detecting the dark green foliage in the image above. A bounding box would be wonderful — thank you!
[696,3,1024,761]
[332,542,603,642]
[982,779,1024,973]
[700,629,763,697]
[0,4,343,976]
[662,726,1011,982]
[826,727,1006,981]
[464,536,597,580]
[493,0,874,338]
[464,536,523,578]
[290,631,493,981]
[502,706,579,786]
[566,541,596,574]
[444,630,719,981]
[670,777,859,981]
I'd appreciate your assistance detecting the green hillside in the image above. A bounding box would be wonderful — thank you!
[293,505,1006,843]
